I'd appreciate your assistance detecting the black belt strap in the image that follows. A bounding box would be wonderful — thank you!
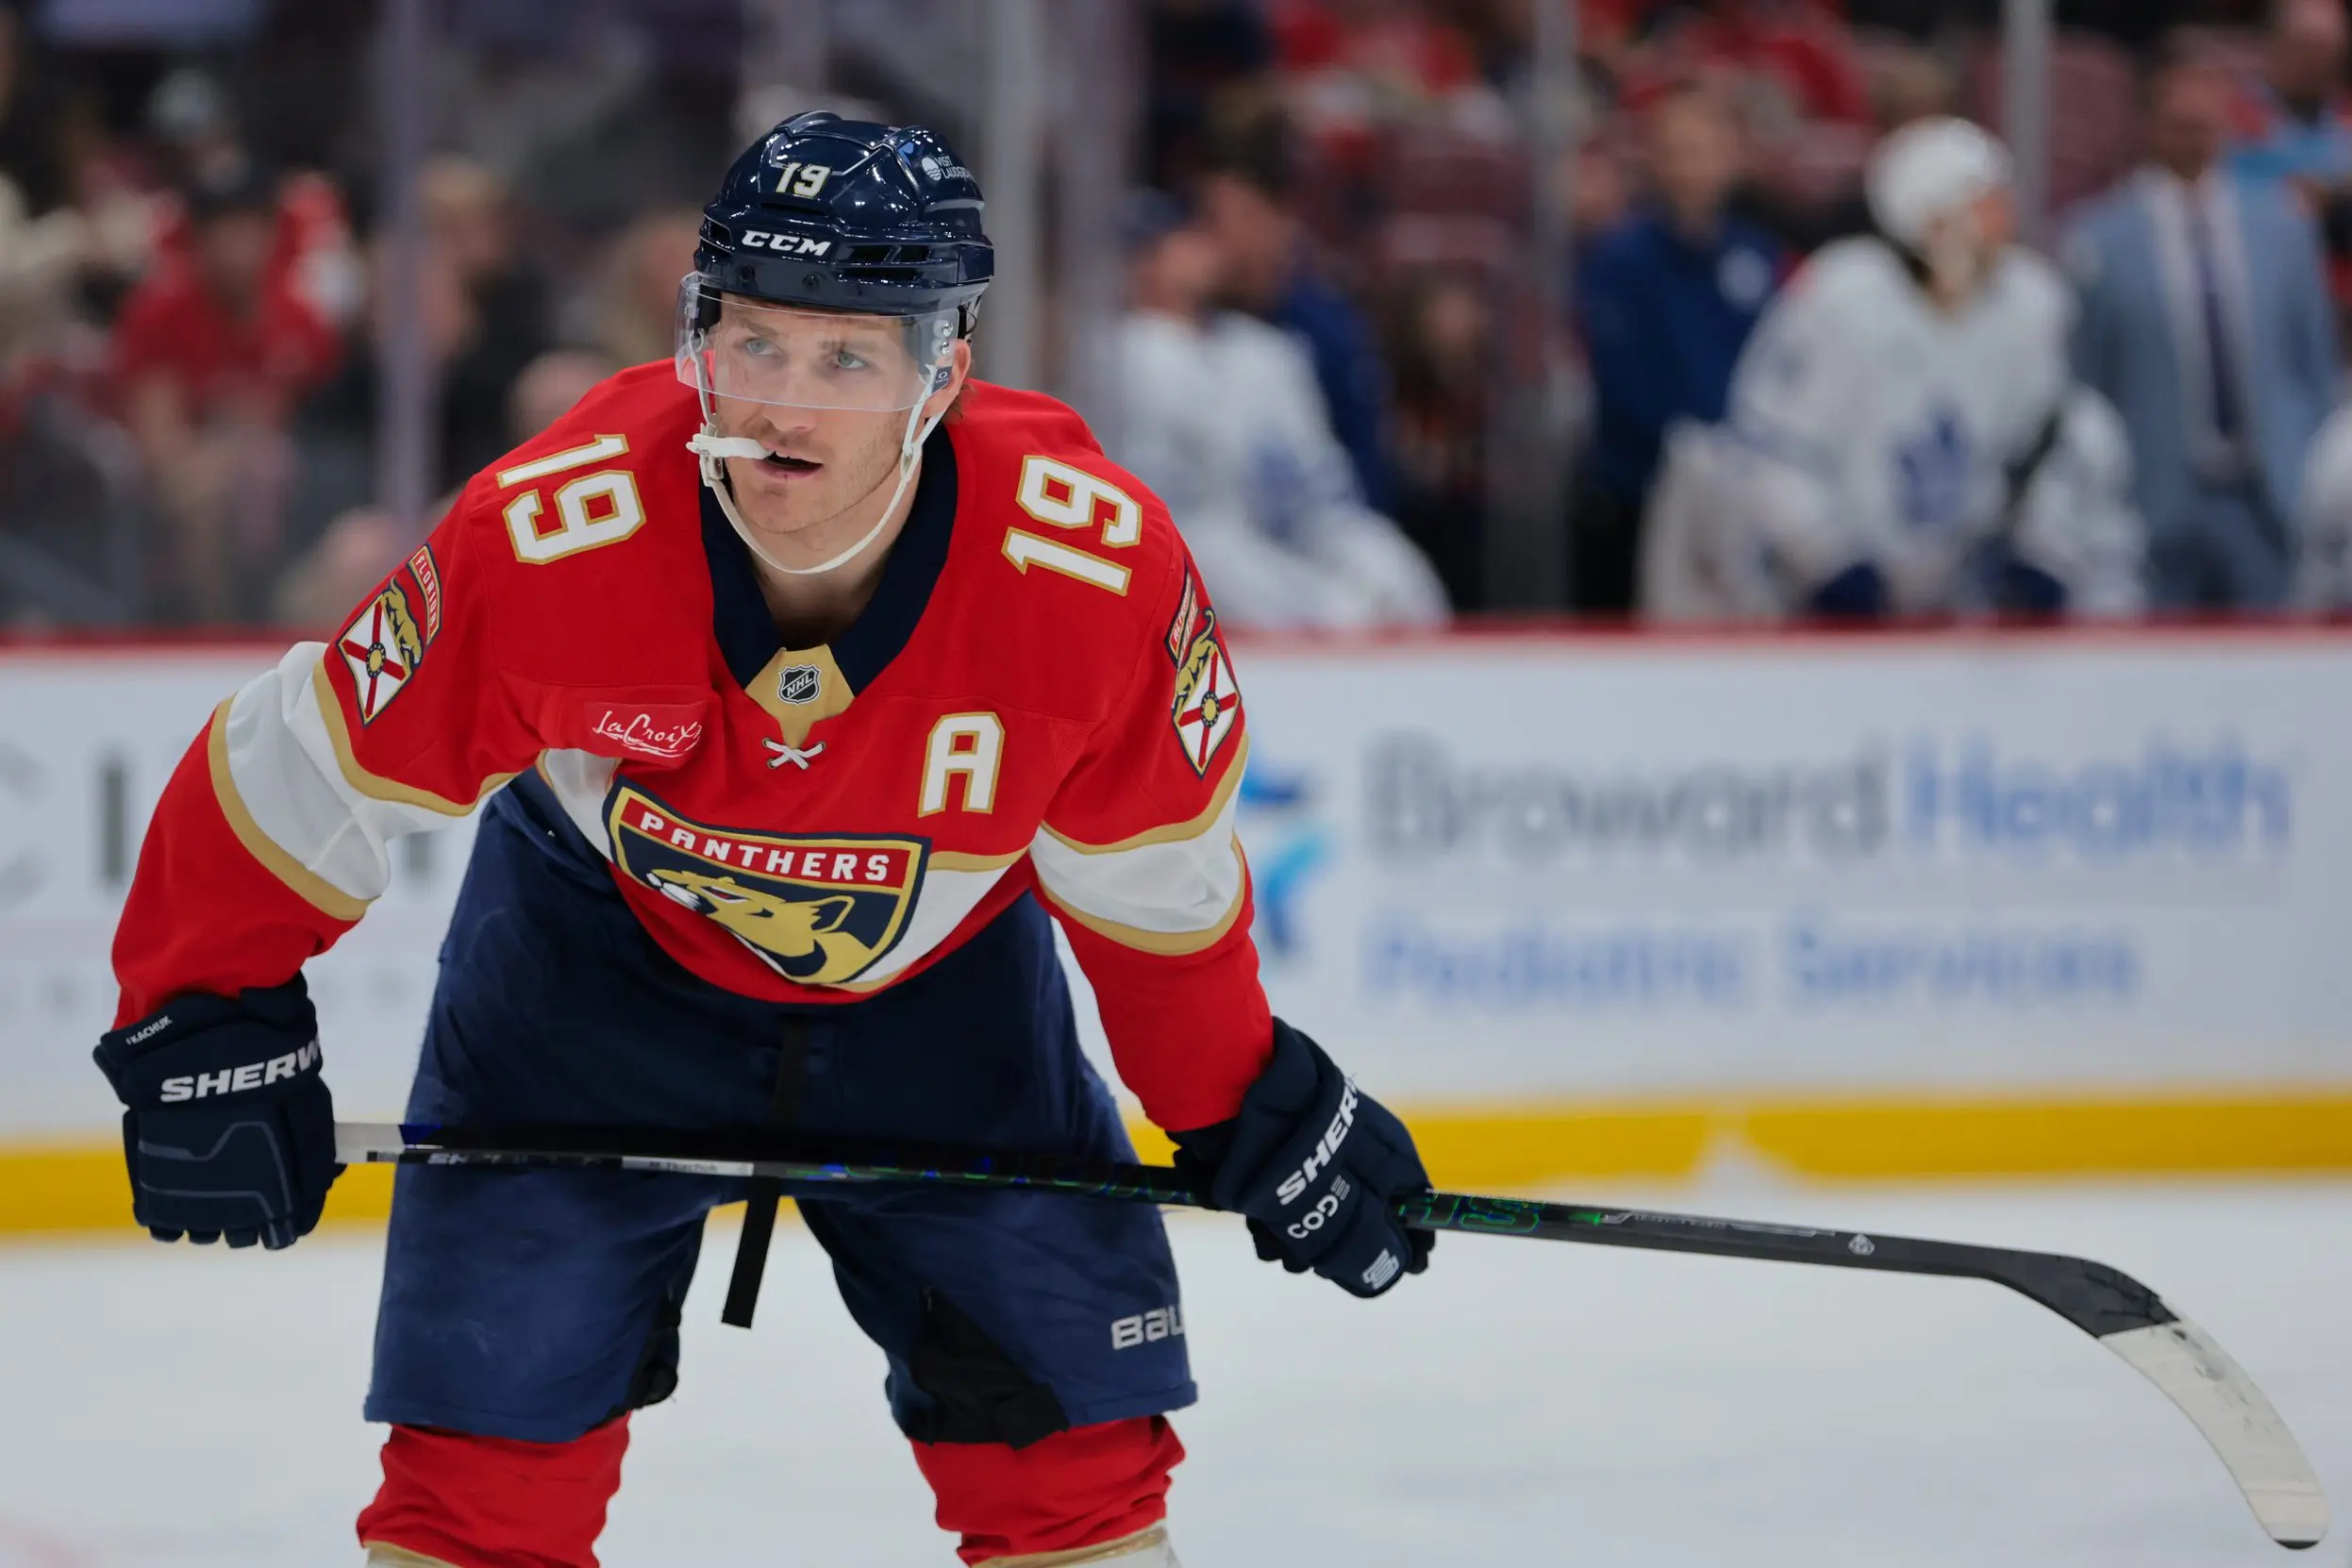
[722,1018,809,1328]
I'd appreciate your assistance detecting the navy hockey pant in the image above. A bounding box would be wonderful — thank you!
[363,778,1195,1447]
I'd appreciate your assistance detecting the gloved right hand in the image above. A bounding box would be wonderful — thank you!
[1169,1020,1435,1300]
[92,976,341,1249]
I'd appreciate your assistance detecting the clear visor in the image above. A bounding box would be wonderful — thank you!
[675,277,957,413]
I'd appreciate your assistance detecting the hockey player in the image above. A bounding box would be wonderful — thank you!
[2296,400,2352,608]
[92,113,1436,1568]
[1111,192,1451,630]
[1641,117,2145,622]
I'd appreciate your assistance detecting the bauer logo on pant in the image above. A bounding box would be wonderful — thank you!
[605,784,927,986]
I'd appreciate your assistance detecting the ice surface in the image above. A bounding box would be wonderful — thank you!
[0,1180,2346,1567]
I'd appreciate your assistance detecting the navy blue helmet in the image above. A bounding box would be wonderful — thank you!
[693,111,993,336]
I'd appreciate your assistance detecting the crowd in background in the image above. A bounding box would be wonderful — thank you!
[4,0,2352,630]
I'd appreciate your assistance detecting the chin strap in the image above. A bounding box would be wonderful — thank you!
[688,392,941,578]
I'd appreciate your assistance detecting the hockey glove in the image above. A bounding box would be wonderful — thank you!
[92,976,340,1249]
[1807,561,1890,620]
[1992,556,2068,616]
[1170,1020,1434,1300]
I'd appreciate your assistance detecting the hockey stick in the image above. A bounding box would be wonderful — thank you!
[337,1120,2328,1550]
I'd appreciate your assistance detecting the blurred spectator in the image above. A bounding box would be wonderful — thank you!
[111,166,342,622]
[2069,47,2338,610]
[267,500,412,632]
[1384,268,1493,608]
[0,1,75,218]
[147,66,245,189]
[579,205,706,369]
[286,225,553,569]
[1626,1,1873,129]
[1111,191,1448,629]
[508,348,615,446]
[2226,0,2352,194]
[1268,0,1513,152]
[142,68,363,334]
[1147,0,1276,188]
[1573,84,1784,614]
[423,158,523,300]
[419,155,555,475]
[1647,119,2143,621]
[2225,0,2352,308]
[0,167,87,378]
[1195,119,1398,512]
[274,345,613,630]
[1735,41,1956,252]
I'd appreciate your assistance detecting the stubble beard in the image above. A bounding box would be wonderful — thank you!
[726,411,908,566]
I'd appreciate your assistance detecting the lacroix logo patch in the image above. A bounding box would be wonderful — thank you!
[587,703,708,762]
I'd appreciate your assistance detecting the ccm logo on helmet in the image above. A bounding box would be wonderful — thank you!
[738,230,833,259]
[1276,1079,1359,1206]
[158,1041,322,1102]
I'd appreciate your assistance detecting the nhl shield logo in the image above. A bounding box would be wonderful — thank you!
[606,784,926,986]
[337,578,429,725]
[776,664,823,705]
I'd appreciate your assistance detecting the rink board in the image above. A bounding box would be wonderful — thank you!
[3,628,2350,1231]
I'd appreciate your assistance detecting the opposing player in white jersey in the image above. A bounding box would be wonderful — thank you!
[1643,117,2145,622]
[2295,401,2352,608]
[1111,197,1450,631]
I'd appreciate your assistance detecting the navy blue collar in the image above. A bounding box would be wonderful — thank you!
[700,422,959,693]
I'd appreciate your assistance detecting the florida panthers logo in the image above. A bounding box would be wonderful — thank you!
[606,785,927,986]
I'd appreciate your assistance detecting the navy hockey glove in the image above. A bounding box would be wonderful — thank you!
[1993,556,2067,616]
[92,977,340,1249]
[1170,1020,1434,1300]
[1808,561,1890,620]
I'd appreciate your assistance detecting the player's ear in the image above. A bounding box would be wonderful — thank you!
[923,339,973,423]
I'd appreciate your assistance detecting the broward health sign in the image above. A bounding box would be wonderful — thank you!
[1227,631,2345,1101]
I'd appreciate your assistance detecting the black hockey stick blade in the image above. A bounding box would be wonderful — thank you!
[336,1121,2328,1549]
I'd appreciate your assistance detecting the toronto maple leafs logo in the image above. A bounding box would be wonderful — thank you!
[1893,406,1976,533]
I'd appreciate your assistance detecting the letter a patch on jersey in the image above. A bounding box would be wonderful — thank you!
[336,547,441,725]
[1168,579,1240,776]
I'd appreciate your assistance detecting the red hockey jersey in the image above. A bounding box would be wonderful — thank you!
[112,370,1274,1133]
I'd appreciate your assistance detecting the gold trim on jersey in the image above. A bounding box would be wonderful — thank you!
[1034,841,1249,956]
[309,659,514,817]
[1038,735,1248,856]
[930,847,1027,874]
[974,1526,1173,1566]
[363,1543,468,1568]
[206,698,372,924]
[744,645,854,747]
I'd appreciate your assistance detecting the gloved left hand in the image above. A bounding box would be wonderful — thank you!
[92,976,341,1249]
[1170,1019,1434,1299]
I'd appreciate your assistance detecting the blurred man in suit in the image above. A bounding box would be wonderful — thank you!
[2068,47,2340,610]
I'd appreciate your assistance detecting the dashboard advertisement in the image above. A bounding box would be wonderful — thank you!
[3,632,2347,1143]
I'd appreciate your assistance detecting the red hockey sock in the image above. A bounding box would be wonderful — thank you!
[357,1419,631,1568]
[911,1415,1185,1565]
